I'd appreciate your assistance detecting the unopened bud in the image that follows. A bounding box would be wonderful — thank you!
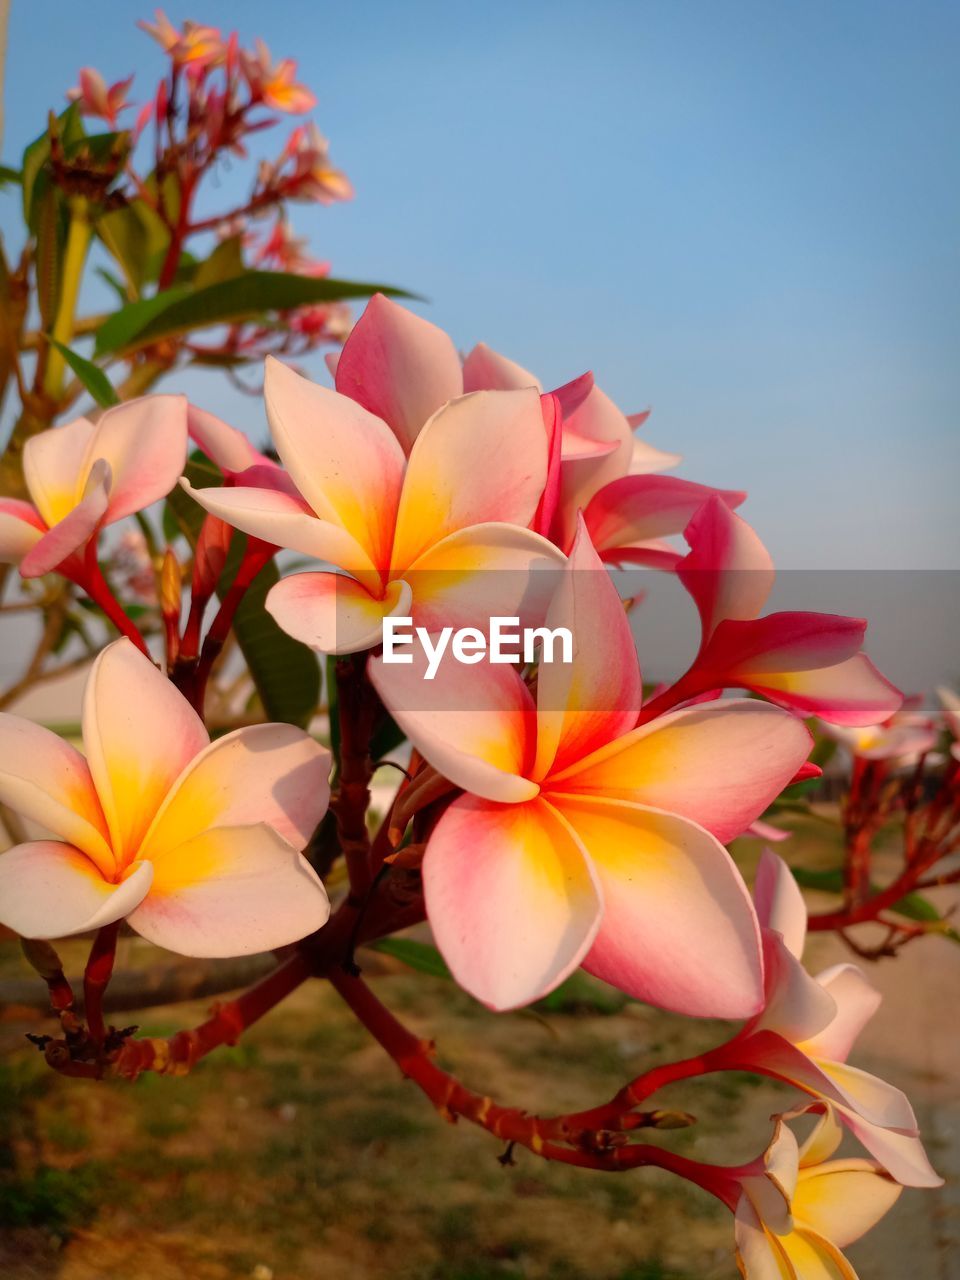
[192,515,232,600]
[160,549,182,619]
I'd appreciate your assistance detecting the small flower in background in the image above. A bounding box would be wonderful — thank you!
[111,528,158,606]
[819,711,938,763]
[242,38,316,114]
[734,1108,904,1279]
[67,69,135,127]
[139,10,226,69]
[0,640,331,955]
[263,123,355,205]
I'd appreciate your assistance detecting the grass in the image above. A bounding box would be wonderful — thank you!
[0,932,793,1279]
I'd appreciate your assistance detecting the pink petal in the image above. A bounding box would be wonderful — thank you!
[368,650,538,804]
[188,403,274,474]
[267,571,411,654]
[0,841,152,939]
[404,521,565,636]
[87,395,188,523]
[801,965,882,1064]
[553,699,813,844]
[181,475,380,587]
[552,796,764,1017]
[583,475,745,558]
[22,416,96,527]
[754,849,808,958]
[336,294,464,453]
[20,460,111,578]
[678,497,775,639]
[141,723,331,859]
[423,795,602,1010]
[129,824,329,957]
[264,355,406,570]
[831,1104,943,1188]
[740,1032,918,1131]
[461,341,540,394]
[82,639,209,866]
[699,612,867,677]
[0,713,114,876]
[753,930,838,1044]
[745,655,903,727]
[533,518,643,781]
[391,388,548,570]
[0,499,45,564]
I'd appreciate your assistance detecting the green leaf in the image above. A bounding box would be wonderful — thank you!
[791,866,844,892]
[534,971,629,1015]
[95,272,415,355]
[0,164,20,187]
[97,199,168,296]
[48,339,118,407]
[193,235,245,289]
[368,937,452,980]
[223,537,320,727]
[94,286,192,356]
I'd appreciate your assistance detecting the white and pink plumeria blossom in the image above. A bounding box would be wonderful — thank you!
[665,497,903,727]
[734,1106,904,1279]
[817,714,938,764]
[368,521,814,1015]
[326,293,695,558]
[0,396,188,580]
[731,851,941,1188]
[184,356,565,655]
[0,639,331,957]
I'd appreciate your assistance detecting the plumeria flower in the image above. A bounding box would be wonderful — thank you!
[735,1108,904,1279]
[720,851,941,1187]
[818,714,937,763]
[184,358,565,654]
[0,639,331,956]
[650,496,903,726]
[0,397,187,582]
[241,39,316,113]
[67,69,134,127]
[266,124,354,205]
[328,295,696,558]
[139,11,225,69]
[368,522,814,1013]
[187,403,277,478]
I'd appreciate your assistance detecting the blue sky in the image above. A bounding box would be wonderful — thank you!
[2,0,958,569]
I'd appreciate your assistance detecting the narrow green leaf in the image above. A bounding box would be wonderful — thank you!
[94,285,192,356]
[368,937,452,980]
[95,272,414,355]
[0,164,20,187]
[222,536,320,727]
[791,866,844,892]
[48,339,119,407]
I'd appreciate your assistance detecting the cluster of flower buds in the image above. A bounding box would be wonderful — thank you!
[0,295,950,1278]
[64,10,353,364]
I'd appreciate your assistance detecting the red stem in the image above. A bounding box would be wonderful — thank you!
[79,554,150,655]
[83,922,121,1046]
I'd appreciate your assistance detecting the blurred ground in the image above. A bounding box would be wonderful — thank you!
[0,830,957,1280]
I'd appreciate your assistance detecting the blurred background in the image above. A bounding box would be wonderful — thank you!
[1,4,958,1279]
